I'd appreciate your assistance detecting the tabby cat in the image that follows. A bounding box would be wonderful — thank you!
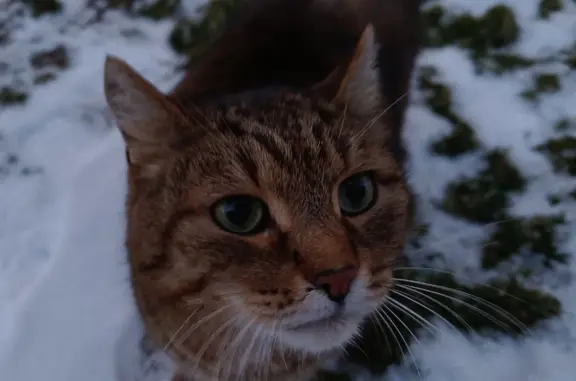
[103,0,422,380]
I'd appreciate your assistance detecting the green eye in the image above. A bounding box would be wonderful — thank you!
[338,172,377,216]
[211,196,269,234]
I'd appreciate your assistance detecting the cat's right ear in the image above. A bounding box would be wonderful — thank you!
[311,25,382,116]
[104,56,184,176]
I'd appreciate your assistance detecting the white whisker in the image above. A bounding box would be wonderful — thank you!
[394,278,529,334]
[348,92,408,147]
[175,304,233,349]
[385,294,438,335]
[373,308,408,372]
[380,303,422,380]
[163,305,203,353]
[395,266,533,306]
[393,284,475,333]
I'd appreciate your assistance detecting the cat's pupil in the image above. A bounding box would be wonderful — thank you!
[224,199,254,226]
[212,195,267,234]
[344,179,367,206]
[338,173,376,216]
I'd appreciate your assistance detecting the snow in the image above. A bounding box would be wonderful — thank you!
[0,0,575,381]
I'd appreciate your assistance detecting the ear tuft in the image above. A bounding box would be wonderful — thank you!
[335,24,382,114]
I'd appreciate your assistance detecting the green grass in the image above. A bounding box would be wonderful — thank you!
[418,66,480,157]
[23,0,63,18]
[536,136,576,176]
[482,215,569,269]
[538,0,564,19]
[441,149,527,223]
[0,87,28,106]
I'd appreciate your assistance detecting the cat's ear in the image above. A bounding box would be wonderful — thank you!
[315,24,382,115]
[104,56,184,175]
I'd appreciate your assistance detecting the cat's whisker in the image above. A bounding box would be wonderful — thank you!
[401,283,513,333]
[374,307,419,378]
[174,304,234,351]
[336,103,348,142]
[393,278,530,334]
[252,323,267,381]
[395,266,534,306]
[368,313,393,354]
[193,313,241,371]
[261,327,276,381]
[212,318,242,381]
[262,321,280,381]
[347,334,369,359]
[220,316,258,381]
[373,309,406,362]
[237,320,266,381]
[393,284,475,333]
[347,92,408,148]
[272,320,289,371]
[380,303,423,380]
[163,305,203,353]
[385,293,440,335]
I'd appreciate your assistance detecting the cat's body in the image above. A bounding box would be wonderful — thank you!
[104,0,422,380]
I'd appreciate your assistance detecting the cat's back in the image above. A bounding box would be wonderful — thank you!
[171,0,423,125]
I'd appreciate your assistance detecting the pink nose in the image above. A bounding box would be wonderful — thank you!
[312,266,358,303]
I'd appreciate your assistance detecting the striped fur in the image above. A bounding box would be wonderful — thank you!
[104,0,422,380]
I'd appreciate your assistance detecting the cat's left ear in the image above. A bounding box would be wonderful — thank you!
[314,24,382,115]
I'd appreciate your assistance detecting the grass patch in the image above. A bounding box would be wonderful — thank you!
[534,73,561,92]
[536,136,576,176]
[424,4,519,53]
[554,118,576,132]
[23,0,63,17]
[521,72,562,102]
[30,45,69,70]
[0,87,28,106]
[34,73,57,85]
[418,66,480,157]
[538,0,564,19]
[138,0,181,20]
[482,215,568,269]
[477,52,536,75]
[441,149,527,223]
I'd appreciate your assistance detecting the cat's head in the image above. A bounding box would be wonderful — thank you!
[104,26,409,355]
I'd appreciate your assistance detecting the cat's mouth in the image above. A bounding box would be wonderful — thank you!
[284,313,345,331]
[276,311,362,352]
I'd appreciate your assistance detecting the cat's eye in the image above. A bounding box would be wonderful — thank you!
[211,196,269,235]
[338,172,377,216]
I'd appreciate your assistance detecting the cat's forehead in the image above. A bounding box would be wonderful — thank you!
[208,91,345,129]
[173,91,394,200]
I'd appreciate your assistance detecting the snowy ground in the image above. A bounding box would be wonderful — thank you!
[0,0,575,381]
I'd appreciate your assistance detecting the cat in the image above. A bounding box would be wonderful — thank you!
[103,0,422,380]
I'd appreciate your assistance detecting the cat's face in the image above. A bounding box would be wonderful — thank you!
[106,27,409,356]
[144,96,408,353]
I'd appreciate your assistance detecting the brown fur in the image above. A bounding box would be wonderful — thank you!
[104,0,422,380]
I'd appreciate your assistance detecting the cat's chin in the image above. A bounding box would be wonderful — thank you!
[277,314,363,354]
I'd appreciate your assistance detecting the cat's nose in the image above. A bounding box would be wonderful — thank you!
[312,266,358,303]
